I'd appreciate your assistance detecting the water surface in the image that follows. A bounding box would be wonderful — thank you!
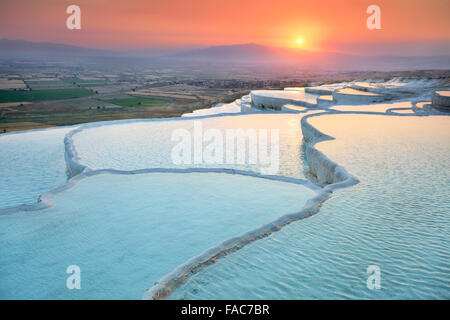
[172,114,450,299]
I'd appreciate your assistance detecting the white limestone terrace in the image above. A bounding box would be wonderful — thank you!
[431,90,450,112]
[304,86,335,95]
[251,88,319,110]
[2,76,448,300]
[281,104,308,112]
[180,78,447,118]
[248,78,448,112]
[316,95,334,107]
[332,87,386,104]
[182,94,258,117]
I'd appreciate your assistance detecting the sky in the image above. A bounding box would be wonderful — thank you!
[0,0,449,55]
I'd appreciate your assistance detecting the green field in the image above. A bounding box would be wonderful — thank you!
[25,79,73,89]
[105,95,169,107]
[62,77,108,87]
[0,90,32,102]
[25,78,108,89]
[31,88,93,100]
[0,88,94,103]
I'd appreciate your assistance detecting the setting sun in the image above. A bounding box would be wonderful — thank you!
[297,38,303,45]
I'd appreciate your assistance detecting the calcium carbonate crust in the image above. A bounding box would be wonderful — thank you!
[1,82,447,300]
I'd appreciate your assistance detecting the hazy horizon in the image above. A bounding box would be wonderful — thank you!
[1,0,449,56]
[2,38,450,59]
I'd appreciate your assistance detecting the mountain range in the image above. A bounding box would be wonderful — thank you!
[1,39,449,70]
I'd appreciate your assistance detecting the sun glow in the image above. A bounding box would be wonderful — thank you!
[297,38,303,45]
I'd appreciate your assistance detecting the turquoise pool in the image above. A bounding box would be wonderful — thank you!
[0,128,73,210]
[1,99,448,300]
[171,115,450,299]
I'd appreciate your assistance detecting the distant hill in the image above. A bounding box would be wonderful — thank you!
[172,43,284,60]
[169,43,330,64]
[168,43,450,70]
[0,39,115,58]
[1,40,449,71]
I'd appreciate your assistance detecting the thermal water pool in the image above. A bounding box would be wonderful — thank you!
[0,172,316,299]
[72,114,308,178]
[0,127,74,210]
[1,105,448,300]
[171,114,450,299]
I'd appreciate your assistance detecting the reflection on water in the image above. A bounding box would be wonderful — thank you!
[252,89,318,105]
[74,114,308,179]
[0,172,315,299]
[172,114,450,299]
[331,101,412,113]
[338,88,379,96]
[0,128,72,208]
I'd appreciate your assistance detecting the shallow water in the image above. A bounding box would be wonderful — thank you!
[73,114,308,179]
[171,114,450,299]
[0,128,73,209]
[0,172,315,299]
[1,95,449,300]
[330,101,411,113]
[252,89,318,105]
[337,88,379,96]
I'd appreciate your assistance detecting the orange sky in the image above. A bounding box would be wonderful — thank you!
[0,0,449,54]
